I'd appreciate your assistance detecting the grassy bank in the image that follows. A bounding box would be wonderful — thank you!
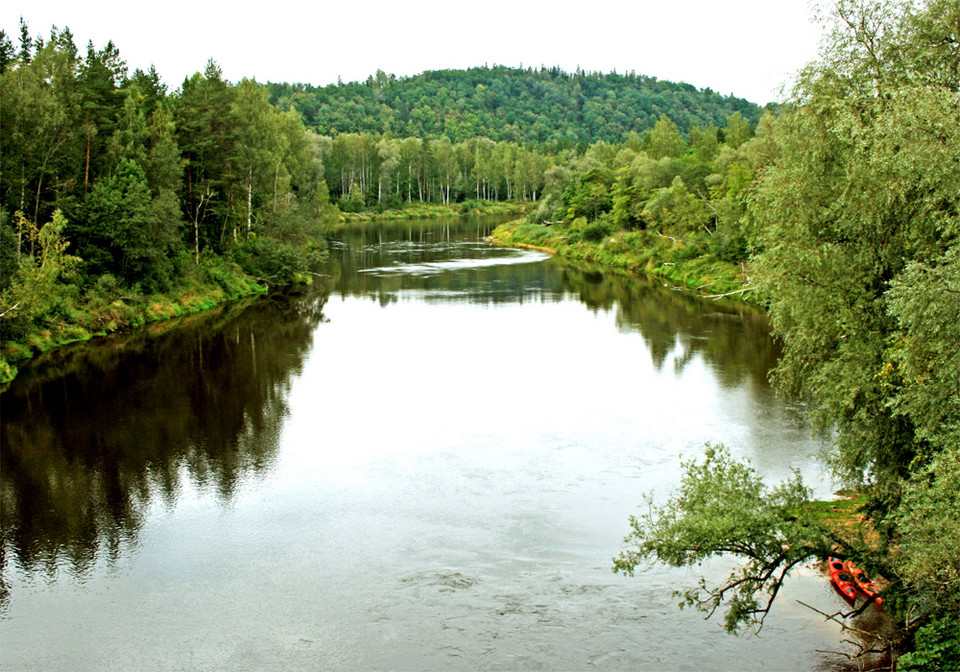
[339,200,527,223]
[0,259,269,387]
[490,221,756,302]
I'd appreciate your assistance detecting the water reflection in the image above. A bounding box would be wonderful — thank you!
[331,218,779,392]
[0,293,328,602]
[558,265,780,389]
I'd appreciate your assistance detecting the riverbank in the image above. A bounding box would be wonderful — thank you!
[0,261,270,387]
[489,221,757,303]
[338,200,527,223]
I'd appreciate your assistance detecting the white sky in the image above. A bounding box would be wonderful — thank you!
[4,0,825,105]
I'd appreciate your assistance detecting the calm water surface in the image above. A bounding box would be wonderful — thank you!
[2,217,857,670]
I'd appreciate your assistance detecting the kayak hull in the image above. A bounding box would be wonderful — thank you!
[846,560,884,609]
[828,557,858,603]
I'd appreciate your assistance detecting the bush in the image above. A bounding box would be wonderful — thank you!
[458,199,482,213]
[582,221,612,243]
[897,617,960,672]
[513,224,552,242]
[339,190,366,213]
[230,236,306,285]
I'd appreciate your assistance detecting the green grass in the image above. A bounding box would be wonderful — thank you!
[800,490,871,524]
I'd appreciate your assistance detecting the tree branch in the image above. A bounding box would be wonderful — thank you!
[703,287,757,299]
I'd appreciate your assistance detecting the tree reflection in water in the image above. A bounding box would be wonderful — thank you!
[0,291,329,606]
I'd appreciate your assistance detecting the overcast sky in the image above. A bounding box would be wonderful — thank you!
[4,0,826,105]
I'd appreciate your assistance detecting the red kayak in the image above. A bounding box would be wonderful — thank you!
[828,557,857,603]
[846,560,883,608]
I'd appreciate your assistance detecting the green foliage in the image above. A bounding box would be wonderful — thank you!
[0,356,17,384]
[885,247,960,452]
[0,210,81,340]
[641,176,710,235]
[897,616,960,672]
[742,0,960,659]
[562,167,614,221]
[0,210,18,294]
[751,0,960,503]
[613,445,819,633]
[230,236,308,285]
[508,223,554,243]
[895,449,960,616]
[581,220,612,243]
[268,66,762,145]
[646,114,686,159]
[490,222,749,299]
[79,159,179,291]
[722,111,752,149]
[198,254,265,299]
[0,27,333,382]
[339,187,366,213]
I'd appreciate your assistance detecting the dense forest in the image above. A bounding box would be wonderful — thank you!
[0,24,340,382]
[2,0,959,667]
[267,66,763,144]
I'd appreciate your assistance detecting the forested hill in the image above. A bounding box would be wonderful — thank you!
[266,66,765,145]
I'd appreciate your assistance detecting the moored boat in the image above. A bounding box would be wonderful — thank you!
[828,557,857,603]
[846,560,883,608]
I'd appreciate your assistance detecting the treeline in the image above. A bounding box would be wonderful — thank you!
[311,105,760,221]
[267,65,764,145]
[0,23,338,379]
[319,133,551,210]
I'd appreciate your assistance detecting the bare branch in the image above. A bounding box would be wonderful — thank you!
[703,287,757,299]
[0,302,21,318]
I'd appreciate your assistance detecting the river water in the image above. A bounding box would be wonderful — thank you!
[1,216,855,670]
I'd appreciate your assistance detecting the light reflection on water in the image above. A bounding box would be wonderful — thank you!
[1,217,856,670]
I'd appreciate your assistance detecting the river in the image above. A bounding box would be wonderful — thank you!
[1,216,855,670]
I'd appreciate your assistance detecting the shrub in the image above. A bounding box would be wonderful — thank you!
[230,236,306,286]
[582,221,612,243]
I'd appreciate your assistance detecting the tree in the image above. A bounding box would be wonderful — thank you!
[0,210,80,339]
[689,123,720,163]
[0,29,15,74]
[646,114,685,159]
[376,137,401,205]
[174,60,234,261]
[229,78,274,240]
[81,159,180,289]
[563,165,613,221]
[430,136,456,204]
[614,446,828,633]
[78,39,126,191]
[617,0,960,663]
[0,31,82,225]
[641,176,709,235]
[723,111,751,149]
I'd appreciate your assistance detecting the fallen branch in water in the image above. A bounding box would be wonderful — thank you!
[799,599,895,664]
[704,287,757,300]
